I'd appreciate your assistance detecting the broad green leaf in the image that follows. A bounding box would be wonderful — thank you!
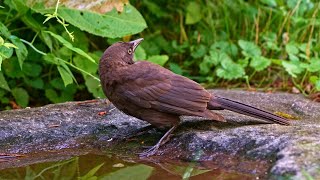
[45,89,59,103]
[191,45,207,59]
[199,57,211,75]
[10,35,28,69]
[169,63,183,75]
[0,44,14,59]
[250,56,271,71]
[309,76,318,84]
[31,4,147,38]
[84,76,105,98]
[73,55,98,74]
[12,87,29,107]
[45,85,76,103]
[2,57,24,78]
[57,65,74,87]
[199,55,218,75]
[40,30,53,50]
[282,61,304,78]
[50,78,66,90]
[0,36,4,45]
[3,42,18,49]
[0,72,10,91]
[210,41,238,57]
[0,56,2,70]
[186,2,202,24]
[260,0,277,6]
[45,31,96,64]
[23,63,42,77]
[216,59,245,80]
[263,33,280,51]
[208,50,231,65]
[134,46,147,61]
[308,58,320,72]
[5,0,29,14]
[288,53,299,61]
[238,40,261,57]
[0,22,11,38]
[79,163,104,180]
[101,164,153,180]
[143,0,169,18]
[147,55,169,66]
[285,43,299,55]
[25,77,44,89]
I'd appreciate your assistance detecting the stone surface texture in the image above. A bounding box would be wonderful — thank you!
[0,90,319,179]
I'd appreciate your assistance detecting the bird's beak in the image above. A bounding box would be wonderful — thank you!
[129,38,144,51]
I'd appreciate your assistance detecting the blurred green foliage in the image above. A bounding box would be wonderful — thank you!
[0,0,319,109]
[133,0,320,93]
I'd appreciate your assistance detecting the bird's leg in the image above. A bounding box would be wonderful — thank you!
[138,125,178,157]
[123,124,156,141]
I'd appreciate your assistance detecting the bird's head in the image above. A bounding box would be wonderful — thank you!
[100,38,143,68]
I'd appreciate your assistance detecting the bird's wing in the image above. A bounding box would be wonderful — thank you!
[116,61,211,116]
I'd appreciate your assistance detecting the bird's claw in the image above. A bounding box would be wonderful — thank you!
[138,145,159,157]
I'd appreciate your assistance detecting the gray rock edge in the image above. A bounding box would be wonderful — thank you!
[0,89,319,179]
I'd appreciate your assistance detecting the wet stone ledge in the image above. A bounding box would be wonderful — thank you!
[0,89,319,179]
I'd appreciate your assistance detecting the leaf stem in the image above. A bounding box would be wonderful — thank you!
[20,38,47,56]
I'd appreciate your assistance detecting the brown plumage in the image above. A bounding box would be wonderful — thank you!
[99,38,290,157]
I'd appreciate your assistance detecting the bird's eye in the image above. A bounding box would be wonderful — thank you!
[127,48,133,54]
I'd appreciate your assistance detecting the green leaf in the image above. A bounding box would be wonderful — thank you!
[134,46,147,61]
[10,35,28,69]
[199,55,213,75]
[209,50,231,65]
[45,88,59,103]
[84,76,105,98]
[45,31,96,64]
[12,87,29,107]
[210,41,238,57]
[32,4,147,38]
[25,77,44,89]
[40,30,53,50]
[260,0,277,6]
[45,85,76,103]
[57,65,74,87]
[101,164,153,180]
[50,78,65,90]
[216,59,245,80]
[6,0,29,14]
[2,57,24,78]
[191,45,207,59]
[285,43,299,55]
[169,63,183,75]
[250,56,271,71]
[73,55,97,74]
[147,55,169,66]
[0,36,3,46]
[23,63,42,77]
[0,44,14,59]
[282,61,304,78]
[0,72,10,91]
[186,2,202,24]
[3,42,18,49]
[308,58,320,72]
[238,40,261,57]
[0,22,11,38]
[79,163,104,180]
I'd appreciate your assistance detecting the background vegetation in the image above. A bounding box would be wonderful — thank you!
[0,0,319,109]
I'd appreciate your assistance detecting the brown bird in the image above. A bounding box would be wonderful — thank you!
[99,38,290,157]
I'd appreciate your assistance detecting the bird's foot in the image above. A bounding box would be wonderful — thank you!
[138,144,160,157]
